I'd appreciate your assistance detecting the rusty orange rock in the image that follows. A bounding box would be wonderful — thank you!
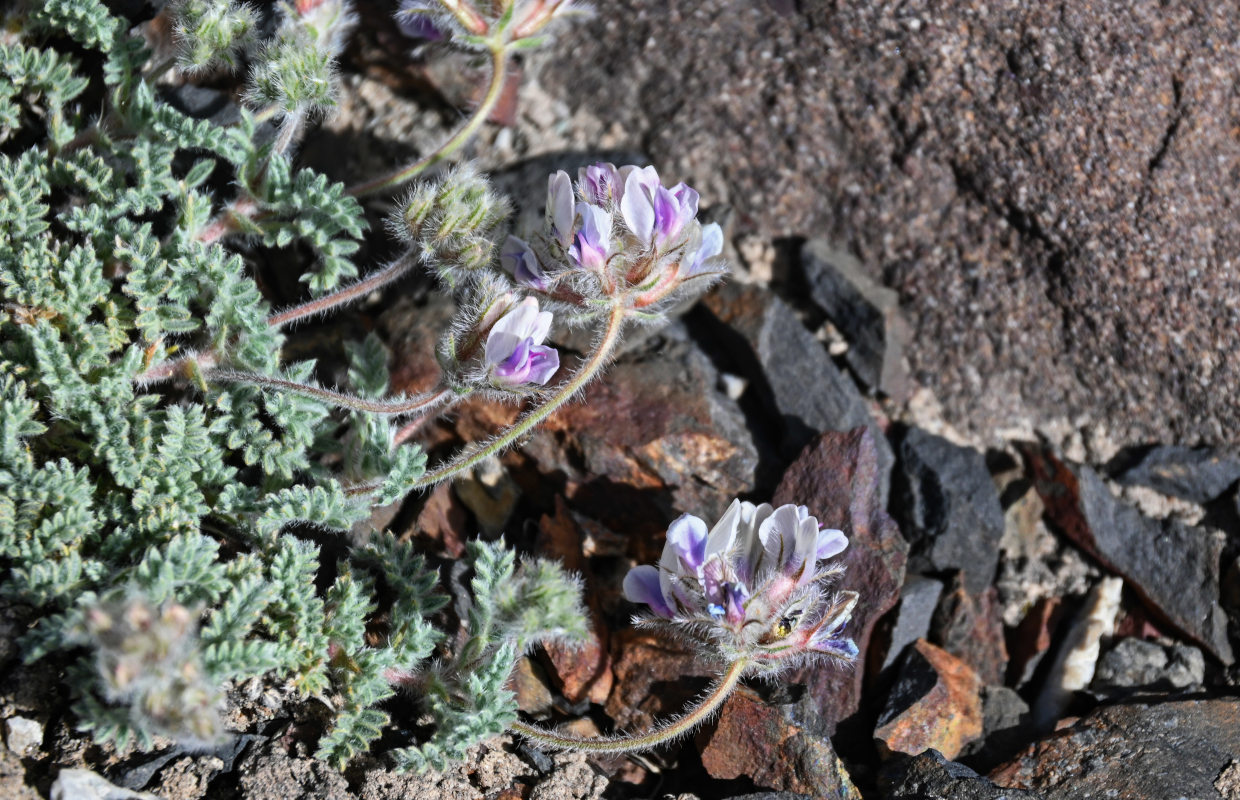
[698,688,861,799]
[874,638,983,760]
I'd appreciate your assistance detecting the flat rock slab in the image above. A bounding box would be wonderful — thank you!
[1111,445,1240,504]
[991,699,1240,799]
[801,239,911,401]
[1024,445,1233,664]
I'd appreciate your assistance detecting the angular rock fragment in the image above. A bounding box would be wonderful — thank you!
[1111,445,1240,504]
[874,639,984,760]
[801,239,911,401]
[773,427,908,734]
[1023,445,1234,664]
[700,282,893,493]
[930,576,1009,686]
[1032,576,1122,730]
[882,574,944,671]
[892,428,1006,596]
[698,688,861,799]
[1091,637,1205,695]
[992,699,1240,799]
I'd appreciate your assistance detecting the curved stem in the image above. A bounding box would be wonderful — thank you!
[510,658,748,754]
[392,393,462,445]
[346,45,509,199]
[267,251,418,328]
[209,369,451,416]
[345,301,627,496]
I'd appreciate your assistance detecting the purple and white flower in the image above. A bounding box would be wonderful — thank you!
[623,499,859,672]
[619,169,699,250]
[500,235,548,290]
[484,297,560,387]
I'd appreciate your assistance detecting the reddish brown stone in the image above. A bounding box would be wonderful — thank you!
[410,482,467,558]
[535,501,613,706]
[931,577,1009,686]
[698,688,861,799]
[875,639,983,760]
[1006,596,1065,688]
[773,427,909,734]
[603,630,714,733]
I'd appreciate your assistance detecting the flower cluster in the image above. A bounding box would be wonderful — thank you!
[503,163,728,318]
[397,0,584,46]
[623,500,859,674]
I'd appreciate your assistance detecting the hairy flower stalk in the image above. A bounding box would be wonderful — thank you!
[512,500,859,752]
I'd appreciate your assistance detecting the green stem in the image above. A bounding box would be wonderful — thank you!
[346,45,509,199]
[346,301,627,495]
[510,658,749,753]
[267,251,418,328]
[208,370,451,416]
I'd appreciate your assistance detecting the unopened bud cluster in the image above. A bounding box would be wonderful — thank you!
[83,595,225,746]
[246,0,356,118]
[399,165,510,283]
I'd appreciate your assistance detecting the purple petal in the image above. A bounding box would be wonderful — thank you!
[396,4,448,40]
[664,513,708,573]
[493,337,534,382]
[523,344,560,385]
[686,222,725,276]
[622,565,673,617]
[568,203,611,270]
[500,236,547,290]
[578,162,620,205]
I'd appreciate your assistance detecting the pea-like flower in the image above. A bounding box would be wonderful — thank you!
[501,235,548,290]
[623,499,858,674]
[484,297,560,387]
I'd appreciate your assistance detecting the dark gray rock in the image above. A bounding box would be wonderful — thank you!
[701,281,893,499]
[536,1,1240,449]
[892,428,1005,596]
[883,574,945,670]
[960,686,1032,773]
[801,239,910,401]
[879,750,1042,799]
[1091,637,1205,694]
[992,699,1240,799]
[1112,445,1240,504]
[1025,446,1234,664]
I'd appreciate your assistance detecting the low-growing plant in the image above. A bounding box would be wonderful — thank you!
[2,0,857,774]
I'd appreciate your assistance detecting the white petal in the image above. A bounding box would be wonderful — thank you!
[620,171,655,243]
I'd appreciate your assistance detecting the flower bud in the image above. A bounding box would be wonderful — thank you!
[407,165,510,286]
